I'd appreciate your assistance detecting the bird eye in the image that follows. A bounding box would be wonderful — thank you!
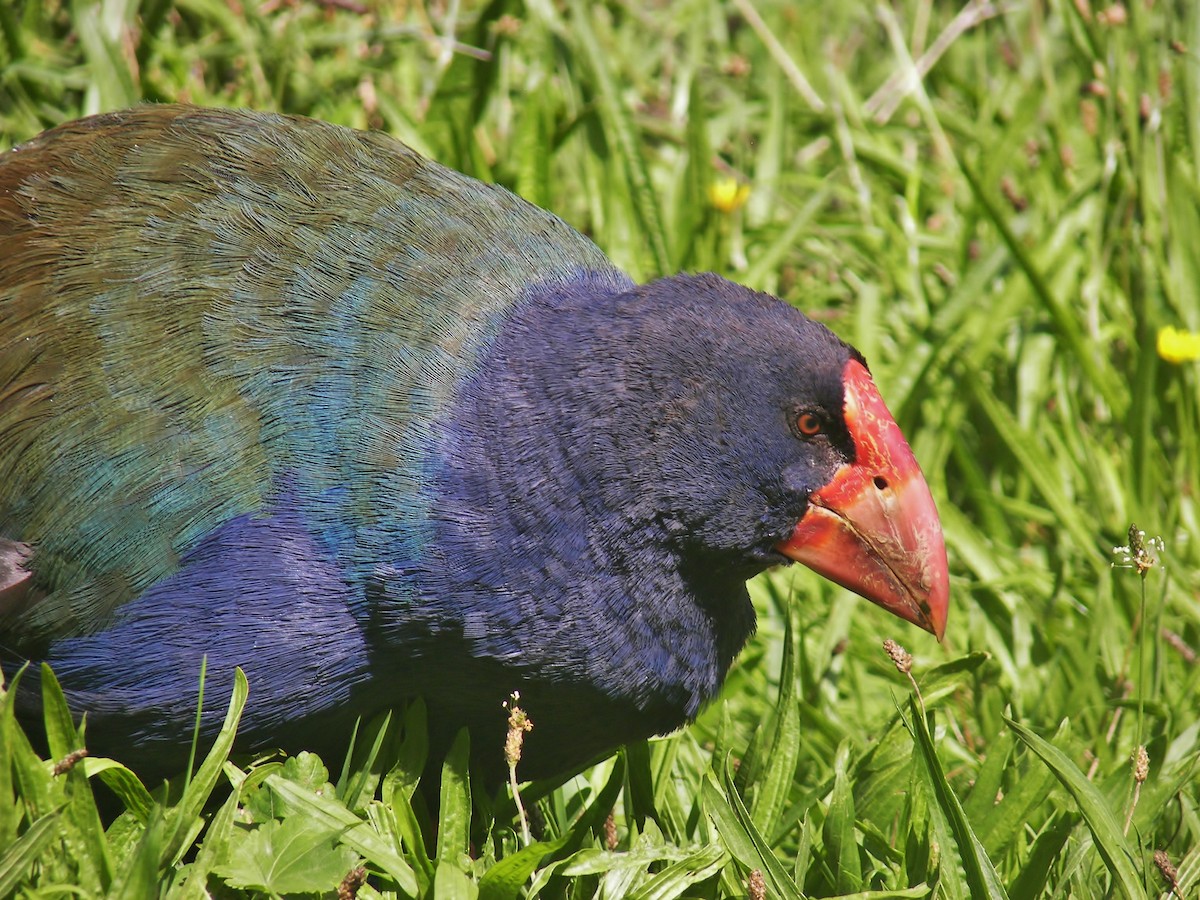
[796,412,822,437]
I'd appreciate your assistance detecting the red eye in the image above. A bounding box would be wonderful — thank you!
[796,412,822,437]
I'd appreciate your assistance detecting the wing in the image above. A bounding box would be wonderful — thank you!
[0,105,628,648]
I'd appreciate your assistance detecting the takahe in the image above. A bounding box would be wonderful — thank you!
[0,106,948,782]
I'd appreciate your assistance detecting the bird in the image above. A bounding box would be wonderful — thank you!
[0,105,948,785]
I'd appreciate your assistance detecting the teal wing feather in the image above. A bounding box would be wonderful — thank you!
[0,105,627,643]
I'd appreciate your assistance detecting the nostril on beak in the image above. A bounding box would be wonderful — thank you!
[873,476,889,491]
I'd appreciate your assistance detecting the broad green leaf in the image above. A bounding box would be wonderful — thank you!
[265,775,419,896]
[217,814,359,894]
[434,858,480,900]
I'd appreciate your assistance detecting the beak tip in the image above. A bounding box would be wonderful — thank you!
[921,550,950,642]
[928,606,948,642]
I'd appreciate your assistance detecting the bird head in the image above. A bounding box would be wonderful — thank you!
[599,273,949,639]
[439,271,948,646]
[773,357,948,638]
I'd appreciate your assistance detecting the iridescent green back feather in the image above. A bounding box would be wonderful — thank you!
[0,105,626,641]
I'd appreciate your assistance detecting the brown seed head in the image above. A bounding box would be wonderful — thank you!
[604,812,619,851]
[1154,849,1179,892]
[1133,745,1149,783]
[504,691,534,770]
[883,639,913,674]
[52,748,89,776]
[748,869,766,900]
[722,55,752,78]
[337,866,368,900]
[491,14,521,36]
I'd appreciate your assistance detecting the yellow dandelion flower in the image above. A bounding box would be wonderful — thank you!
[708,177,751,214]
[1157,325,1200,363]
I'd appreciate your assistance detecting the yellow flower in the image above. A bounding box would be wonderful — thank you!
[1157,325,1200,363]
[708,177,751,214]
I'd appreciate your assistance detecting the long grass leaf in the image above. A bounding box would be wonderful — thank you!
[906,698,1009,900]
[0,810,61,897]
[1005,718,1146,899]
[624,843,728,900]
[478,755,626,900]
[162,667,248,868]
[566,0,670,274]
[959,162,1122,410]
[702,765,803,900]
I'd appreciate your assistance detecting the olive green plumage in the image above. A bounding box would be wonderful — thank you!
[0,105,625,642]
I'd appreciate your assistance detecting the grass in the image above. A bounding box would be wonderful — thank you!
[2,0,1200,896]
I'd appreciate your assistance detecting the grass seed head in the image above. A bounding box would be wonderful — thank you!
[1112,524,1165,578]
[52,748,89,776]
[883,638,913,674]
[1133,745,1149,783]
[1154,850,1180,894]
[604,812,619,851]
[748,869,766,900]
[504,691,534,770]
[337,866,367,900]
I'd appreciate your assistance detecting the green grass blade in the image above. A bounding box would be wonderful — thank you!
[175,785,242,900]
[38,664,79,762]
[1006,812,1074,900]
[623,843,727,900]
[478,755,627,900]
[1005,718,1146,899]
[105,812,163,900]
[959,162,1123,411]
[824,748,863,893]
[749,613,801,834]
[162,667,248,868]
[87,758,155,823]
[0,809,61,897]
[566,0,670,274]
[907,698,1009,900]
[702,764,803,900]
[437,728,472,867]
[39,664,112,891]
[965,373,1105,564]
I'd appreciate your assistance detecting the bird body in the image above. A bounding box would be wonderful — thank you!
[0,107,948,781]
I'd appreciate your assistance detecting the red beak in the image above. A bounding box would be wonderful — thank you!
[777,360,949,639]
